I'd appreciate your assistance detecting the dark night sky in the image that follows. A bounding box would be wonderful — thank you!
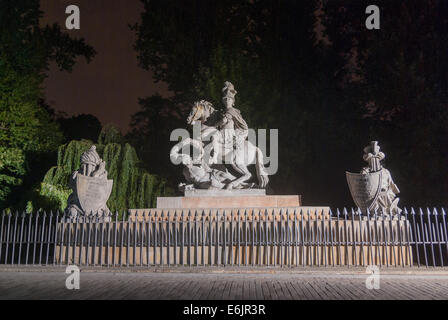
[40,0,170,132]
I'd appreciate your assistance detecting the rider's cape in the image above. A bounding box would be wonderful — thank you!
[225,107,248,131]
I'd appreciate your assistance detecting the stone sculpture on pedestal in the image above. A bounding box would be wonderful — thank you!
[346,141,400,214]
[170,81,269,192]
[66,145,113,220]
[170,137,244,191]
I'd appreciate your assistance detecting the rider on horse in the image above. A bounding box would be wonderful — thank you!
[210,81,249,164]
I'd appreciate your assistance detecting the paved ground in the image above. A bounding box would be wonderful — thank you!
[1,268,448,300]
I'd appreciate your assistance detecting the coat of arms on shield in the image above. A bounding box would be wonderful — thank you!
[346,171,382,211]
[76,174,113,214]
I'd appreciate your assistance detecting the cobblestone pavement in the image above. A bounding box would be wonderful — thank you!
[1,270,448,300]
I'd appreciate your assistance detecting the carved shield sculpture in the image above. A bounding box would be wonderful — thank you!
[346,171,382,211]
[76,175,113,214]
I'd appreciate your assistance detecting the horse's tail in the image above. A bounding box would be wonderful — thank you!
[255,147,269,188]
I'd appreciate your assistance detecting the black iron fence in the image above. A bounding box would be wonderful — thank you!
[0,208,446,267]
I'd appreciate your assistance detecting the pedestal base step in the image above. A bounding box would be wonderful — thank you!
[184,189,266,197]
[156,195,301,209]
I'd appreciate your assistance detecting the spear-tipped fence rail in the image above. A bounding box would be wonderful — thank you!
[0,208,446,267]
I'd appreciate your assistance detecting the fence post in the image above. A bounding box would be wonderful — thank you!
[160,210,164,266]
[355,208,363,267]
[396,208,404,267]
[53,211,60,265]
[46,211,53,265]
[30,211,40,265]
[180,210,184,266]
[0,212,4,264]
[426,208,436,267]
[265,209,270,266]
[441,208,448,266]
[154,211,158,266]
[11,211,18,265]
[174,210,178,266]
[26,212,33,265]
[432,208,443,267]
[366,209,374,266]
[17,212,25,265]
[188,210,191,267]
[71,213,78,266]
[230,210,234,266]
[112,212,117,266]
[251,209,255,266]
[418,208,428,267]
[146,211,151,267]
[245,209,249,266]
[133,211,137,266]
[328,209,334,267]
[208,210,212,266]
[373,209,380,267]
[300,208,305,267]
[403,208,411,267]
[335,209,341,266]
[314,209,319,267]
[106,212,111,267]
[258,210,262,266]
[194,210,198,266]
[202,210,206,266]
[167,211,171,266]
[321,209,326,267]
[222,210,227,266]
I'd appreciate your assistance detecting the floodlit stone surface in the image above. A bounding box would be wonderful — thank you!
[66,145,113,220]
[171,81,269,193]
[156,195,301,209]
[346,141,400,214]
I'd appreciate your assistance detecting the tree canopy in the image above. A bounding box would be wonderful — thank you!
[130,0,448,207]
[0,0,95,209]
[36,125,172,214]
[323,0,448,205]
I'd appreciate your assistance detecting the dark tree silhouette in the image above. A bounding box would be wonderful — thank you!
[57,114,102,143]
[323,0,448,206]
[0,0,96,210]
[129,0,448,207]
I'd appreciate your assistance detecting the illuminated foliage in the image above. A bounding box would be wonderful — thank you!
[36,126,173,212]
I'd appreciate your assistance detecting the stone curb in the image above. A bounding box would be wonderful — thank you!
[1,266,448,275]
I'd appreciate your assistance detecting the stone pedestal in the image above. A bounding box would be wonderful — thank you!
[156,192,301,209]
[184,189,266,197]
[157,189,301,209]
